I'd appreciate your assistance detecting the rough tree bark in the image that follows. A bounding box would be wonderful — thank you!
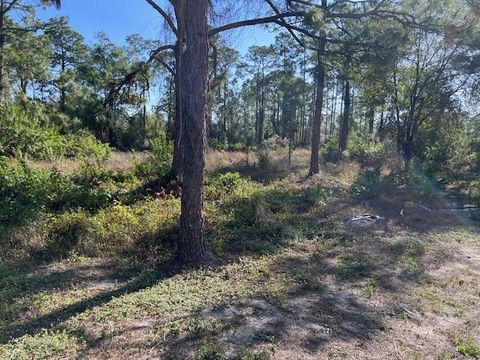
[175,0,210,264]
[308,0,327,176]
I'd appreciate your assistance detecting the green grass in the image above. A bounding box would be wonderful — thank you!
[454,338,480,358]
[0,330,83,360]
[335,253,374,280]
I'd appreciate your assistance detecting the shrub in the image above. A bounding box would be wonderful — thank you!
[348,133,384,167]
[45,199,180,259]
[0,104,47,158]
[209,172,242,191]
[0,104,111,160]
[302,184,329,207]
[419,124,475,173]
[46,211,92,258]
[352,168,383,199]
[231,142,246,152]
[0,157,49,227]
[256,148,272,169]
[0,158,121,231]
[65,132,112,161]
[322,136,342,163]
[263,135,289,150]
[205,172,243,201]
[135,132,173,178]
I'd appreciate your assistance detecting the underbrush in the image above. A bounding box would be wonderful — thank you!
[322,132,395,168]
[0,157,141,227]
[1,148,341,265]
[205,172,339,256]
[0,104,111,161]
[0,155,172,263]
[352,165,438,204]
[418,122,480,208]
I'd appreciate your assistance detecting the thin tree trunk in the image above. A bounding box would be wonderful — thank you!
[331,76,338,136]
[339,79,351,152]
[60,56,66,111]
[0,0,5,103]
[368,107,375,135]
[256,83,265,145]
[309,0,327,176]
[324,83,329,141]
[176,0,210,264]
[404,135,414,169]
[166,75,175,138]
[378,104,385,141]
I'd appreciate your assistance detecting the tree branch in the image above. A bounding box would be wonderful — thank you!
[208,12,304,37]
[145,0,178,37]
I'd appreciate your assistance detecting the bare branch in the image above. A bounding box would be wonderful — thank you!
[208,11,304,37]
[145,0,178,37]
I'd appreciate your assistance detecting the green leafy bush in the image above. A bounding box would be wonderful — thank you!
[322,136,342,163]
[44,199,180,259]
[208,172,242,193]
[419,123,476,173]
[231,142,247,152]
[352,168,383,198]
[0,104,111,160]
[0,157,49,227]
[135,132,173,178]
[151,132,173,176]
[348,133,384,166]
[256,148,272,169]
[0,158,119,230]
[302,184,329,207]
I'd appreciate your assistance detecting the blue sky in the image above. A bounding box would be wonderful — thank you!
[38,0,276,54]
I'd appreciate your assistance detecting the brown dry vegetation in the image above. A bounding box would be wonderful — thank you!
[25,151,151,174]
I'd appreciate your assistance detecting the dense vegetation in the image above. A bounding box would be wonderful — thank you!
[0,0,479,358]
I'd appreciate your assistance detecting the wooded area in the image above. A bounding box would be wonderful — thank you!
[0,0,480,359]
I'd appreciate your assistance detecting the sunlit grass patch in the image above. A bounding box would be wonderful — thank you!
[0,330,83,360]
[454,337,480,358]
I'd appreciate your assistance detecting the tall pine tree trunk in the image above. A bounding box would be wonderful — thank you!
[256,84,265,145]
[339,79,351,152]
[0,1,6,103]
[175,0,210,264]
[308,0,327,176]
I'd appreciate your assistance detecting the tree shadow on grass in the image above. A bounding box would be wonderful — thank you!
[205,183,342,258]
[2,160,474,356]
[155,227,458,359]
[0,261,167,344]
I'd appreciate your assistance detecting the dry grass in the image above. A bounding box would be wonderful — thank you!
[205,150,254,172]
[23,148,311,176]
[25,152,151,174]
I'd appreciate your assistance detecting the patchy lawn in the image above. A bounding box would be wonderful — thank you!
[1,150,479,359]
